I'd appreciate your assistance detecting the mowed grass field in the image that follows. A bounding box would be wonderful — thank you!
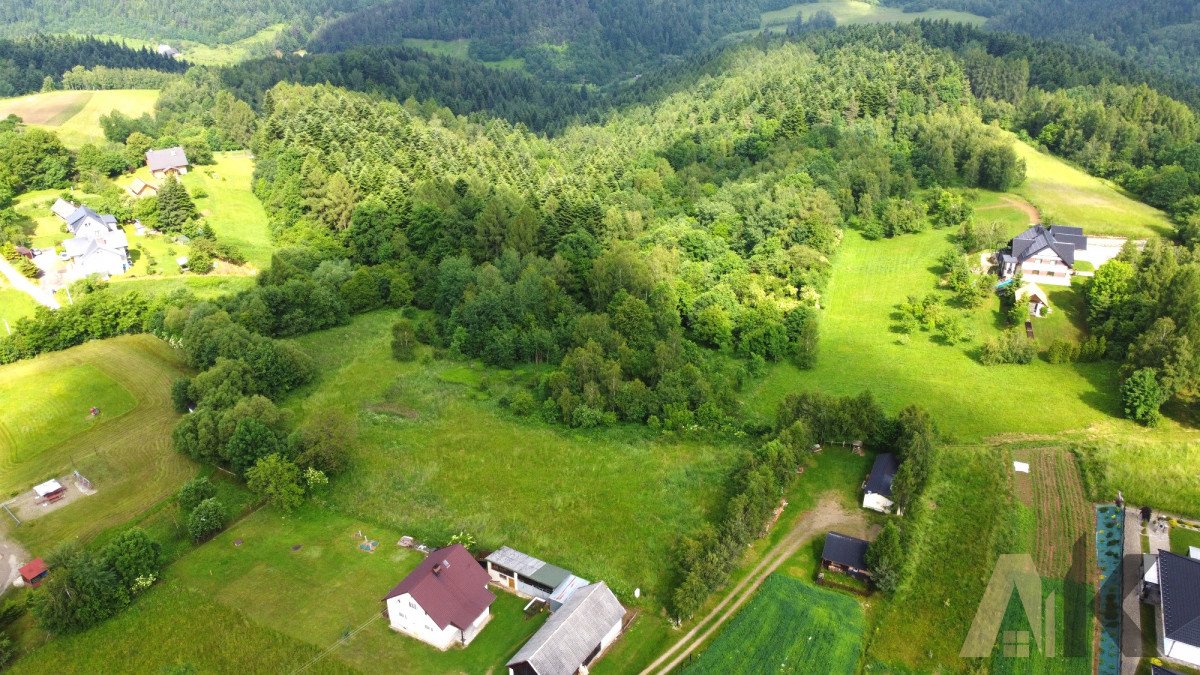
[683,574,864,674]
[0,334,197,552]
[287,310,740,607]
[757,1,985,31]
[0,89,160,148]
[0,279,40,326]
[743,228,1122,442]
[1014,140,1174,239]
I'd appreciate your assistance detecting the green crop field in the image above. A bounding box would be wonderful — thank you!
[683,574,864,674]
[0,89,160,148]
[1013,140,1174,239]
[743,228,1123,442]
[0,335,197,552]
[287,309,741,606]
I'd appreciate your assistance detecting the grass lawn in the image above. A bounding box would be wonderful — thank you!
[1169,526,1200,556]
[107,274,257,300]
[0,282,39,326]
[180,152,274,269]
[1013,140,1174,239]
[866,446,1015,670]
[760,1,985,29]
[682,574,864,674]
[286,309,742,608]
[0,89,160,148]
[1074,436,1200,519]
[743,229,1123,442]
[181,24,286,66]
[0,334,198,553]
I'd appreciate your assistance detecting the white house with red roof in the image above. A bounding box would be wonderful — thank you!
[383,544,496,650]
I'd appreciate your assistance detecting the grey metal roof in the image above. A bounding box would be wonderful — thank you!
[486,546,546,578]
[1159,550,1200,647]
[507,582,625,675]
[865,453,898,498]
[146,146,189,172]
[822,532,870,570]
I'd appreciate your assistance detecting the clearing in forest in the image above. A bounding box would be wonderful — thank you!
[0,89,160,148]
[743,227,1123,442]
[754,1,985,34]
[682,574,864,674]
[1013,140,1173,239]
[0,335,195,552]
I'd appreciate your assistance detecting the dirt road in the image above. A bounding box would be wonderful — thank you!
[978,195,1041,225]
[0,256,59,309]
[0,527,30,598]
[640,495,869,675]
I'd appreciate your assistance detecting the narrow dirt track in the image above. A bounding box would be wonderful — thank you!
[978,195,1041,225]
[640,495,866,675]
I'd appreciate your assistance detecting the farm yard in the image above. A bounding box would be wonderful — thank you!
[0,89,160,148]
[682,574,864,674]
[0,335,196,552]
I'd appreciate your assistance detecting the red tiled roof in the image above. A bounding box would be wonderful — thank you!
[384,544,495,630]
[19,558,47,581]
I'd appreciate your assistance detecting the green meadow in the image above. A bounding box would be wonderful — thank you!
[0,89,161,148]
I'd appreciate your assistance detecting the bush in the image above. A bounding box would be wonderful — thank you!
[1046,339,1080,364]
[171,377,193,413]
[1122,368,1167,426]
[187,498,226,541]
[508,389,537,417]
[290,408,356,475]
[246,454,304,513]
[980,329,1036,365]
[0,634,12,669]
[1078,335,1108,362]
[177,476,216,513]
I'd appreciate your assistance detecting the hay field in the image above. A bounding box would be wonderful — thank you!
[0,89,160,148]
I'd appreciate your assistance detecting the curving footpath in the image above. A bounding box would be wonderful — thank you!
[0,257,60,309]
[641,495,865,675]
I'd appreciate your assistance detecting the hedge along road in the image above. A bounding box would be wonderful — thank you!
[641,494,868,674]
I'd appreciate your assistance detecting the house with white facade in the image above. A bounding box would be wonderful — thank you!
[1154,550,1200,667]
[998,225,1089,287]
[506,582,625,675]
[862,452,898,514]
[53,200,129,278]
[382,544,495,650]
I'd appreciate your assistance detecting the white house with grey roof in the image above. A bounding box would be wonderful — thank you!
[145,146,189,179]
[52,200,129,278]
[1151,550,1200,667]
[998,225,1089,286]
[506,582,625,675]
[485,547,590,610]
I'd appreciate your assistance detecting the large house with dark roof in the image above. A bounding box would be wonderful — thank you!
[506,582,625,675]
[52,199,129,278]
[1155,551,1200,667]
[862,452,899,513]
[383,544,495,650]
[146,146,190,179]
[998,225,1088,286]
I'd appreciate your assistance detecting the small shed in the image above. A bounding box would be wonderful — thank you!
[33,479,66,503]
[821,532,872,581]
[19,558,48,587]
[485,547,590,610]
[862,453,899,513]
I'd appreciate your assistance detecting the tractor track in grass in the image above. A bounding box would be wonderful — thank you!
[641,495,864,675]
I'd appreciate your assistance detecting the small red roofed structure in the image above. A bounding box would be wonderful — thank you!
[19,558,48,587]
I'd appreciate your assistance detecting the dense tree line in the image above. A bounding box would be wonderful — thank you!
[885,1,1200,86]
[308,0,766,84]
[0,0,380,46]
[220,47,592,134]
[1084,241,1200,425]
[0,35,184,97]
[59,65,181,91]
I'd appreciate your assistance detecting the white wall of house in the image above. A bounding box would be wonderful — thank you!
[1163,635,1200,668]
[385,593,489,650]
[863,493,894,514]
[598,618,622,653]
[75,250,128,278]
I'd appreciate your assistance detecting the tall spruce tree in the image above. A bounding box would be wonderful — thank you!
[156,175,198,234]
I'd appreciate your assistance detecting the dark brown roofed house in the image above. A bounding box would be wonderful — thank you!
[383,544,496,650]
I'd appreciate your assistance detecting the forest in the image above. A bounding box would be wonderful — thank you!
[0,35,185,97]
[885,0,1200,85]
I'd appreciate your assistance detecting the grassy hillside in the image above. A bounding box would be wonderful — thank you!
[0,89,160,148]
[757,1,985,32]
[286,310,740,605]
[0,334,196,552]
[1013,140,1174,239]
[744,226,1123,442]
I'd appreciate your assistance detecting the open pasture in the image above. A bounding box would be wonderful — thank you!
[759,1,986,31]
[288,310,740,606]
[683,574,864,674]
[743,229,1122,442]
[0,335,196,552]
[1013,140,1174,239]
[0,89,160,148]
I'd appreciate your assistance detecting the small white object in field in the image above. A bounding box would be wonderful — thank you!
[634,588,640,599]
[1013,462,1030,474]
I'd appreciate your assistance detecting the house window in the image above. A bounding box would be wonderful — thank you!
[409,601,419,611]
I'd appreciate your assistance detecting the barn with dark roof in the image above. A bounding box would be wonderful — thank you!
[821,532,872,581]
[862,452,899,513]
[383,544,496,650]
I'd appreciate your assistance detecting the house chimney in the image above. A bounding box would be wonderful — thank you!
[433,564,442,575]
